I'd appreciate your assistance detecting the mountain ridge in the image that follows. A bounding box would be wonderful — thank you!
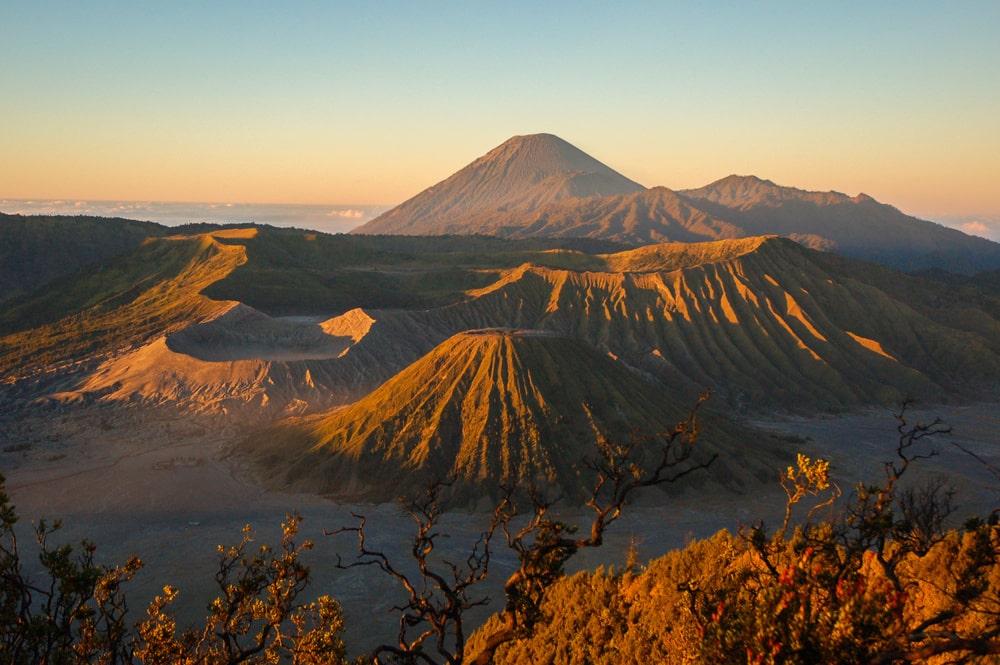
[353,134,1000,274]
[0,213,170,302]
[242,329,765,503]
[5,225,1000,504]
[55,234,1000,418]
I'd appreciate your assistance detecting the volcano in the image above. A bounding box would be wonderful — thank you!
[353,136,1000,273]
[241,329,761,504]
[353,133,644,235]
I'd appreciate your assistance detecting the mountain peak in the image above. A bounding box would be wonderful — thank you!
[718,174,776,187]
[481,133,619,174]
[679,174,863,212]
[353,134,644,235]
[243,329,708,503]
[681,174,782,204]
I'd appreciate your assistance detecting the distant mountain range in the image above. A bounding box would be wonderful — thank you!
[5,136,1000,504]
[355,134,1000,274]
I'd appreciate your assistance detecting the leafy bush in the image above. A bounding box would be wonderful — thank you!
[0,475,348,664]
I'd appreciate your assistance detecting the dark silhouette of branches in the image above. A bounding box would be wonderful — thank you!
[691,401,1000,664]
[327,481,508,665]
[332,392,715,665]
[0,475,348,665]
[0,473,142,665]
[135,513,348,664]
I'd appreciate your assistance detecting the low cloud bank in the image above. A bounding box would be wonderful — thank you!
[0,199,390,234]
[928,214,1000,242]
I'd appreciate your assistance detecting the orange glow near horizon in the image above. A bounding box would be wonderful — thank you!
[2,4,997,227]
[4,129,999,220]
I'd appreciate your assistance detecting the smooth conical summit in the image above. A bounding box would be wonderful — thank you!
[353,133,644,235]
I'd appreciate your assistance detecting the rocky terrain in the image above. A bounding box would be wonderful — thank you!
[3,134,1000,652]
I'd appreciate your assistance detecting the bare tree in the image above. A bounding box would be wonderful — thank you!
[693,400,1000,664]
[332,393,715,665]
[330,481,509,665]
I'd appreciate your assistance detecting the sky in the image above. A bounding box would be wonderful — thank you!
[2,1,999,236]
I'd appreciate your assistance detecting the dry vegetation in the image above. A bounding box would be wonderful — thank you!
[2,404,999,664]
[4,209,1000,663]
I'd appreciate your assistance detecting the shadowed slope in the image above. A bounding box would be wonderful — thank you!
[0,213,169,302]
[243,330,762,503]
[679,175,1000,273]
[435,186,742,245]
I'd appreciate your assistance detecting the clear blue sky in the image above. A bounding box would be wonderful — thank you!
[2,1,998,229]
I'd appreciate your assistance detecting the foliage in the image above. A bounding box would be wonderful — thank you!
[0,213,167,304]
[0,475,349,664]
[332,393,715,665]
[134,514,348,665]
[3,401,1000,664]
[471,402,1000,664]
[0,473,141,664]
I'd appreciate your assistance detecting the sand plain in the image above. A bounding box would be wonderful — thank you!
[1,399,996,656]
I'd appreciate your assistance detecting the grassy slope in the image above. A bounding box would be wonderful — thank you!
[0,226,632,382]
[4,226,999,411]
[201,230,625,315]
[0,213,170,302]
[0,235,246,378]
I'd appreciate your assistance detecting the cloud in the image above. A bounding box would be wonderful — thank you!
[326,209,366,219]
[960,221,991,237]
[931,214,1000,242]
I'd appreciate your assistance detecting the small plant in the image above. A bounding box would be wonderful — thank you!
[691,402,1000,664]
[0,473,141,664]
[0,474,349,665]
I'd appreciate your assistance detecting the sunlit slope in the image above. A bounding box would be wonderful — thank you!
[245,330,764,503]
[8,229,998,416]
[0,233,246,377]
[80,305,386,416]
[352,135,1000,273]
[377,236,1000,409]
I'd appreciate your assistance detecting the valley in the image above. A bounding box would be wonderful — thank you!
[2,133,1000,660]
[2,387,996,655]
